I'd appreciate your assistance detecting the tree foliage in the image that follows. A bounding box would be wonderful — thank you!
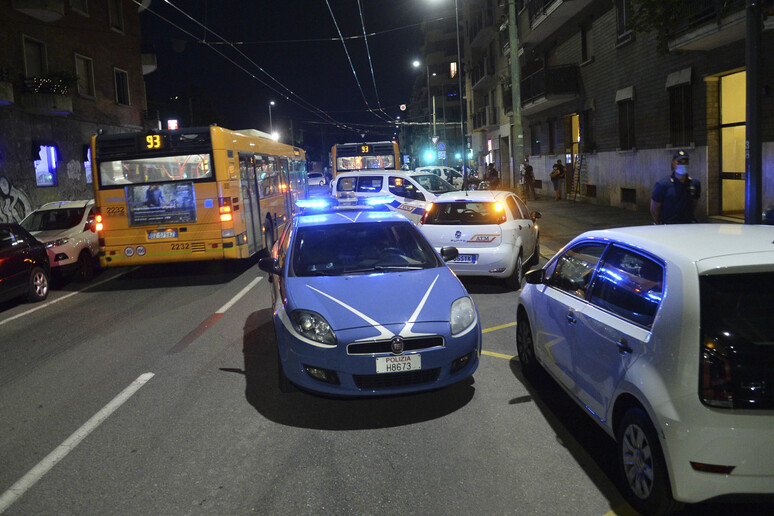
[627,0,687,54]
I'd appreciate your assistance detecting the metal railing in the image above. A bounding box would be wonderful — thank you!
[520,65,579,105]
[670,0,745,39]
[527,0,559,26]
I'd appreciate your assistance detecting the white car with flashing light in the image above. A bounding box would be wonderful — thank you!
[418,190,541,289]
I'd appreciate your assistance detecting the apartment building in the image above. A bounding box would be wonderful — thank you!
[0,0,154,221]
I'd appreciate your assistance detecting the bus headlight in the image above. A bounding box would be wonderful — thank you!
[221,229,235,238]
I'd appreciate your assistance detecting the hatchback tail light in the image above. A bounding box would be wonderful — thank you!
[700,341,734,408]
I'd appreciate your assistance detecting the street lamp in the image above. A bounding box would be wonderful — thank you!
[268,100,275,135]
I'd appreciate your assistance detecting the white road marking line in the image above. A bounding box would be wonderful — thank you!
[216,276,262,313]
[0,372,155,514]
[0,268,137,327]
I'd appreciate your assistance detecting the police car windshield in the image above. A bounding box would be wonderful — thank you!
[291,221,443,276]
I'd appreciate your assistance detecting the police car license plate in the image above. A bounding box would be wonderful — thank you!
[148,230,177,239]
[452,254,477,263]
[375,354,421,373]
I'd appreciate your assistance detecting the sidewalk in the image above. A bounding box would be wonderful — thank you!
[522,197,655,259]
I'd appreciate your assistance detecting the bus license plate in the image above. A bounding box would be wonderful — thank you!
[375,354,421,373]
[148,230,177,239]
[452,254,476,263]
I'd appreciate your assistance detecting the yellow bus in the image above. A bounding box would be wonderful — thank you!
[331,141,400,178]
[91,126,307,267]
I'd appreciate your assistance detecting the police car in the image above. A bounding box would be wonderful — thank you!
[258,198,481,396]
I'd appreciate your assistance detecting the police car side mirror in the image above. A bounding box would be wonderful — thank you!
[258,257,282,276]
[440,246,459,262]
[525,268,545,284]
[531,210,541,222]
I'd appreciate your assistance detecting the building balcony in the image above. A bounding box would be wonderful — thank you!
[520,65,579,116]
[13,0,64,22]
[468,8,496,48]
[521,0,595,46]
[472,106,496,130]
[471,60,497,92]
[21,92,72,115]
[667,0,767,52]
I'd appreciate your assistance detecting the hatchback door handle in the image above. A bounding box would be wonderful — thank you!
[566,311,577,325]
[617,339,633,355]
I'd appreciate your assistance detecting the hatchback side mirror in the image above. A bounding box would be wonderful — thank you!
[531,211,542,222]
[440,246,459,262]
[525,268,545,284]
[258,257,282,275]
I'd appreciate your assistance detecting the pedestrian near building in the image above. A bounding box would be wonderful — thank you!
[650,149,701,224]
[549,160,565,200]
[522,158,537,200]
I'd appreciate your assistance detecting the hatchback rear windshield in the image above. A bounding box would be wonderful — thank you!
[410,174,456,194]
[21,208,85,231]
[700,272,774,408]
[423,202,504,225]
[291,221,443,276]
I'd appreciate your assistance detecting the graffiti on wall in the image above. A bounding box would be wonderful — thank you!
[0,176,33,223]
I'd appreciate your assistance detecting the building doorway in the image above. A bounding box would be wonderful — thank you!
[720,70,746,218]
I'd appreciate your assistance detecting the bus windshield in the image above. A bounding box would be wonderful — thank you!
[336,154,395,172]
[99,154,212,186]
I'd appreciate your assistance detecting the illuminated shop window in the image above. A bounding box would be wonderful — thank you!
[34,145,58,187]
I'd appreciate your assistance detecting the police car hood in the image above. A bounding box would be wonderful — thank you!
[286,268,466,331]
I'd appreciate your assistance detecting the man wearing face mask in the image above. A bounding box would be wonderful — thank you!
[650,149,701,224]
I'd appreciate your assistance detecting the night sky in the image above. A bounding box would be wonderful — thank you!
[140,0,434,161]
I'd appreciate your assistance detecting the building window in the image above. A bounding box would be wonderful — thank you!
[114,68,130,105]
[70,0,89,16]
[616,0,633,42]
[530,124,541,155]
[23,36,47,77]
[108,0,124,32]
[581,23,593,62]
[83,145,93,184]
[75,54,95,98]
[450,62,458,79]
[668,84,693,147]
[618,100,635,150]
[34,145,58,187]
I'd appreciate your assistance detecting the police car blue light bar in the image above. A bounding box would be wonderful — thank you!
[363,196,395,206]
[296,198,333,209]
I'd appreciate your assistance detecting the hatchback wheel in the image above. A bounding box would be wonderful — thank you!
[75,250,94,282]
[616,408,682,515]
[27,267,49,302]
[505,253,523,290]
[516,312,539,376]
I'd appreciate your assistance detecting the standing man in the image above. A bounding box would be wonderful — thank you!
[550,159,565,200]
[523,158,536,200]
[650,149,701,224]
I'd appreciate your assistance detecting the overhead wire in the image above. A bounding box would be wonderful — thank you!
[133,0,369,134]
[355,0,394,124]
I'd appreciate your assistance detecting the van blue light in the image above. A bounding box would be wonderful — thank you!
[363,196,395,206]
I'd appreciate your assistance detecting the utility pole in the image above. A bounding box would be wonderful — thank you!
[508,0,524,189]
[745,0,763,224]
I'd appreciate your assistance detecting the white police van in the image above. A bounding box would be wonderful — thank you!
[331,171,456,223]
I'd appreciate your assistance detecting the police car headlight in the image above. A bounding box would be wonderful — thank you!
[450,297,476,335]
[290,310,337,346]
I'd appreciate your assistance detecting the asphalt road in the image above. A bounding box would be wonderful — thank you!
[0,199,771,515]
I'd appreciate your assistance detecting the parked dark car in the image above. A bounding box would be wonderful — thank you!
[0,223,50,304]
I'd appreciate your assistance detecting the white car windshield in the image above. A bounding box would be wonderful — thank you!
[410,174,456,194]
[21,208,85,231]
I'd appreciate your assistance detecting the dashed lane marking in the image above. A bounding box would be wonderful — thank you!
[482,350,516,360]
[482,321,517,333]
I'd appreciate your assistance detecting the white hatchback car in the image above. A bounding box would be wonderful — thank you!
[20,200,99,282]
[415,166,463,188]
[516,224,774,514]
[418,190,540,289]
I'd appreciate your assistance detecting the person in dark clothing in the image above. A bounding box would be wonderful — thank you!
[145,184,165,207]
[523,158,536,200]
[550,160,565,200]
[650,149,701,224]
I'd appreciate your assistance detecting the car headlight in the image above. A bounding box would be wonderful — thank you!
[450,297,476,335]
[45,238,70,249]
[289,310,337,346]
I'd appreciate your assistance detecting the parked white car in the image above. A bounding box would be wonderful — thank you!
[20,200,99,282]
[415,166,463,188]
[418,190,540,289]
[516,224,774,514]
[331,170,456,223]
